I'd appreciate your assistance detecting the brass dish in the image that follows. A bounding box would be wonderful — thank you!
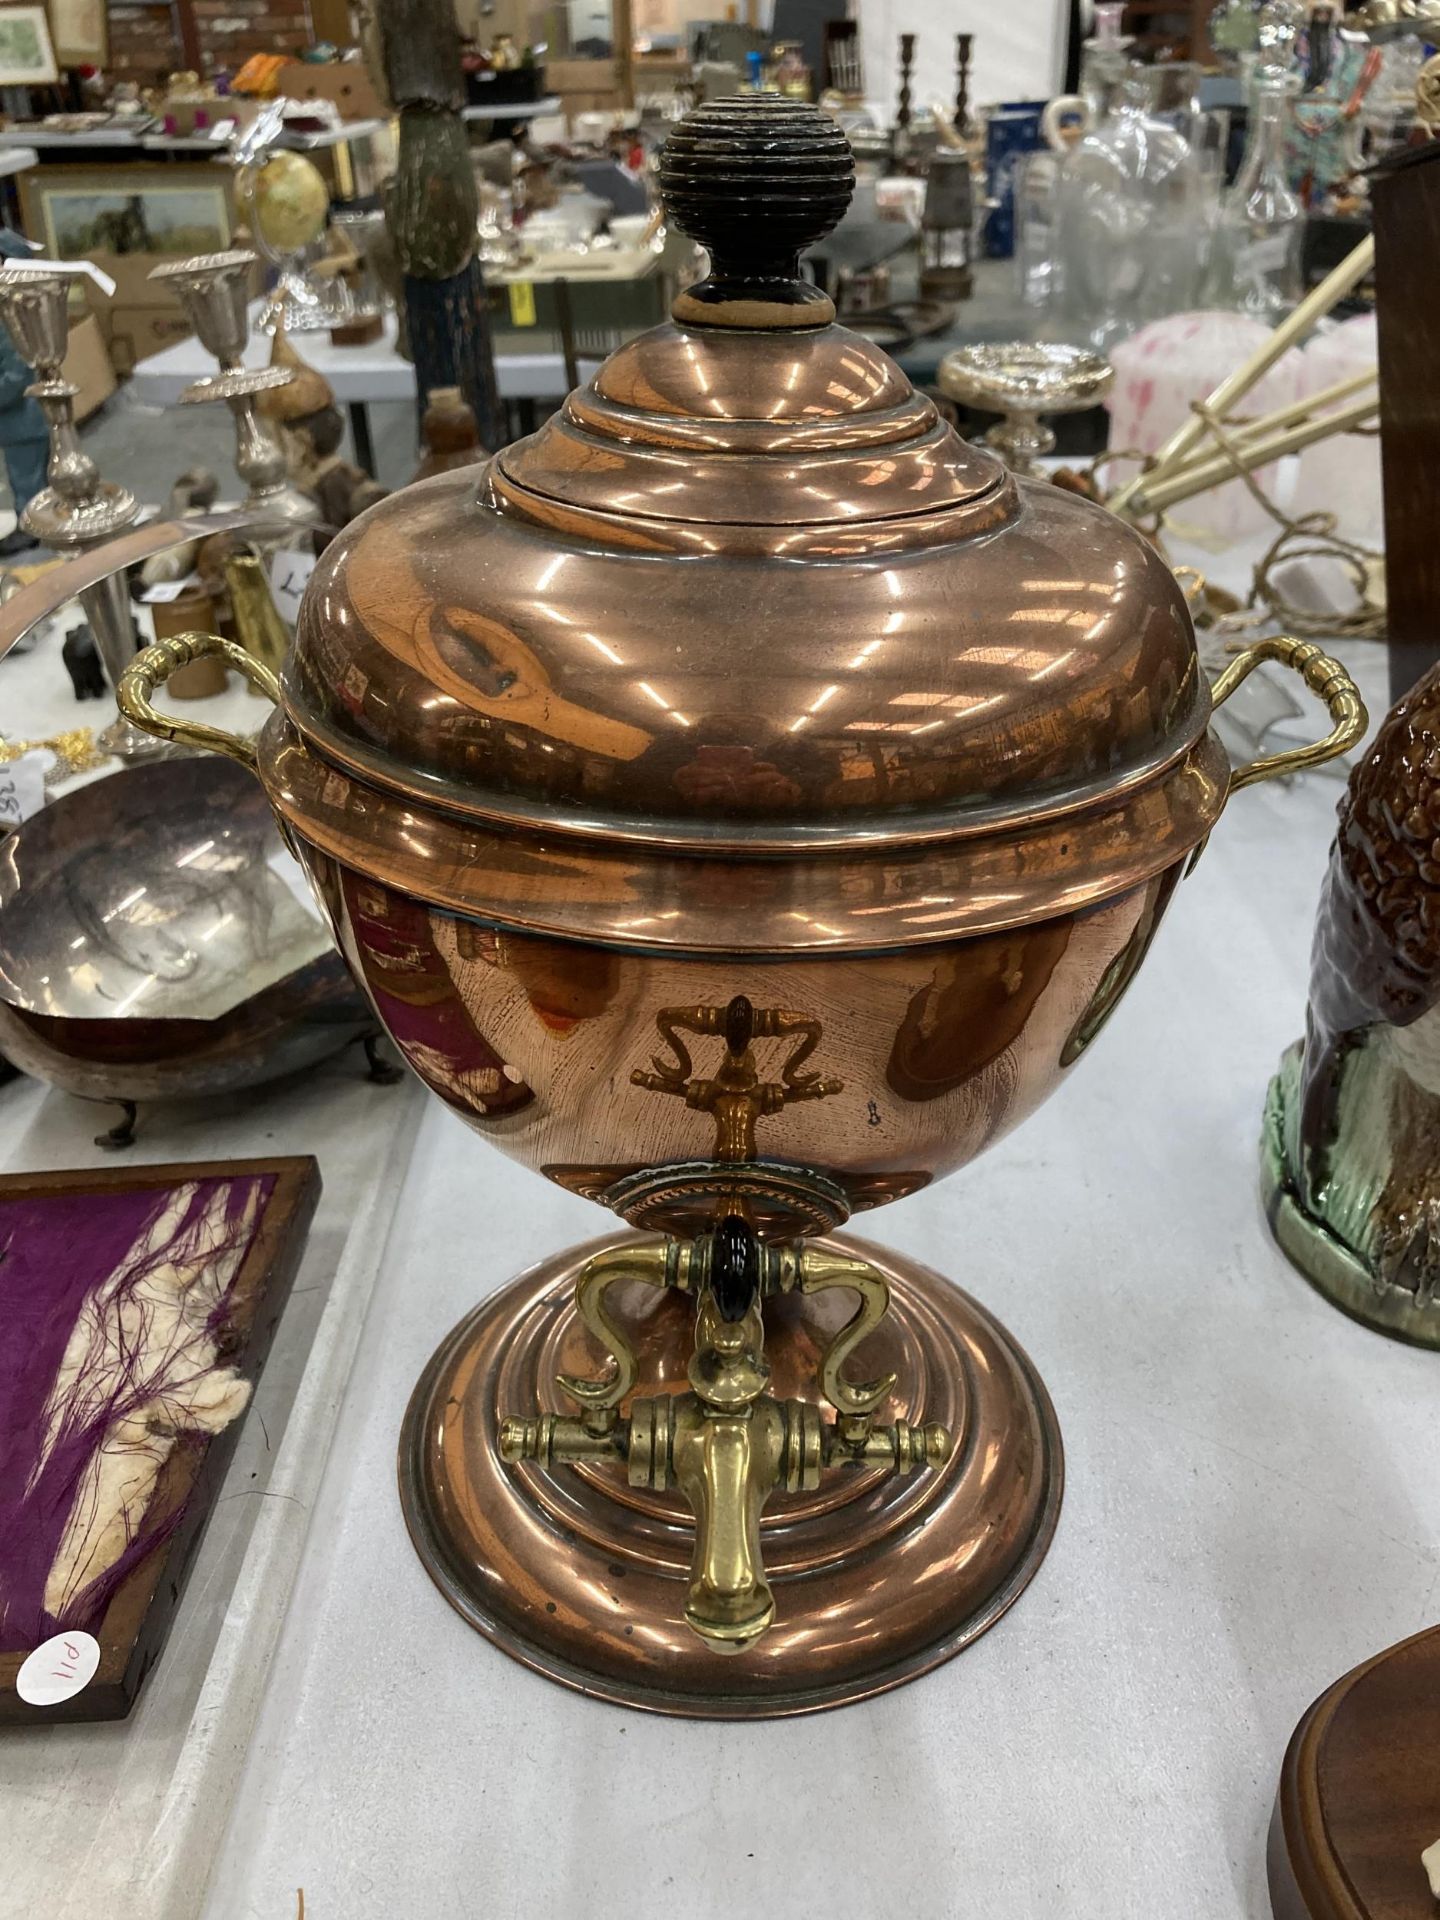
[97,99,1366,1714]
[0,757,376,1138]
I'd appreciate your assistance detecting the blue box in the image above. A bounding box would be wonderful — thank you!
[984,101,1048,259]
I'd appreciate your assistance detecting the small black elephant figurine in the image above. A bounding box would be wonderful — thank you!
[61,622,107,700]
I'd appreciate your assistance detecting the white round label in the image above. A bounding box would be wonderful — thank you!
[16,1631,100,1706]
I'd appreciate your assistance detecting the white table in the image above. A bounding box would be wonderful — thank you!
[0,610,428,1920]
[462,95,563,122]
[0,121,386,156]
[0,126,148,149]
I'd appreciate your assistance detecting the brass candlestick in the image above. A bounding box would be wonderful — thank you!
[0,268,167,763]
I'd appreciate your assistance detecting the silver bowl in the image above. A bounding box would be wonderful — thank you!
[0,757,378,1134]
[936,342,1114,475]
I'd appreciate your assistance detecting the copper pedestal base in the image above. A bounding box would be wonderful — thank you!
[398,1231,1063,1718]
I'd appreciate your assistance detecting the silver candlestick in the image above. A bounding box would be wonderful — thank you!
[148,250,321,534]
[0,267,169,762]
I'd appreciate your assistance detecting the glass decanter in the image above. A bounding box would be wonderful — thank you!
[1052,66,1206,354]
[1212,67,1305,320]
[1042,2,1133,153]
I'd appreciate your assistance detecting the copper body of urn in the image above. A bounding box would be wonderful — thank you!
[114,100,1365,1716]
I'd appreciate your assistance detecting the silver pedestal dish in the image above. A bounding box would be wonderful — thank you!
[936,342,1115,475]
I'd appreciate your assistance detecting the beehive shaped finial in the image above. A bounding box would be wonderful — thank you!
[658,95,855,330]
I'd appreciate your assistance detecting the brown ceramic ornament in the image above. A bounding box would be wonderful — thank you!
[1264,658,1440,1345]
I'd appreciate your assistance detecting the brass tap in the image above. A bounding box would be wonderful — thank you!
[499,1217,951,1654]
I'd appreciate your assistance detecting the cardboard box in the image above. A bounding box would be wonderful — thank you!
[273,61,387,121]
[104,304,193,376]
[63,311,116,420]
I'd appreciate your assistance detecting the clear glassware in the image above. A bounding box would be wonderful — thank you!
[1357,33,1424,161]
[1014,148,1063,311]
[1052,67,1207,354]
[1212,69,1305,321]
[1042,1,1131,151]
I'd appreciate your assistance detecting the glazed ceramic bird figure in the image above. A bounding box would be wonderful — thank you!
[1263,657,1440,1344]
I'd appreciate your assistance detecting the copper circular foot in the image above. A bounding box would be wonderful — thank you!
[398,1230,1063,1718]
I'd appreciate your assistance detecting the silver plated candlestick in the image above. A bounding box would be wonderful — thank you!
[0,267,168,762]
[148,250,321,534]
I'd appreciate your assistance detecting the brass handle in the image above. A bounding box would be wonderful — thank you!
[117,631,281,771]
[1209,635,1367,793]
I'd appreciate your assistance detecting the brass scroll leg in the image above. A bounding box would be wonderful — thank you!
[499,1221,953,1656]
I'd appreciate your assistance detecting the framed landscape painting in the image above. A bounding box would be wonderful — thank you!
[0,6,58,84]
[21,163,235,264]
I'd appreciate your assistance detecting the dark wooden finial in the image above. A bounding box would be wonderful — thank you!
[661,95,855,330]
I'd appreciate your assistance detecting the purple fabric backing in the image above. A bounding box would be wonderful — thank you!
[0,1175,273,1652]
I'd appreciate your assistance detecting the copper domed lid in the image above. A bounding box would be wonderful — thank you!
[264,98,1228,952]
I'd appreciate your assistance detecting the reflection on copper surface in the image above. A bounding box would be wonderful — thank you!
[330,869,534,1119]
[262,721,1229,953]
[287,331,1202,849]
[887,921,1076,1102]
[301,861,1171,1235]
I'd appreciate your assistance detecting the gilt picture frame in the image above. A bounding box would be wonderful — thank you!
[20,163,235,267]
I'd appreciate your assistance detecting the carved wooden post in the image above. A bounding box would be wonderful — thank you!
[366,0,503,449]
[1373,141,1440,701]
[896,33,915,137]
[955,33,975,140]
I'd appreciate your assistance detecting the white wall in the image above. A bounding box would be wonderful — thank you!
[857,0,1070,127]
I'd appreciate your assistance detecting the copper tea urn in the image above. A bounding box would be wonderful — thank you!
[115,100,1365,1716]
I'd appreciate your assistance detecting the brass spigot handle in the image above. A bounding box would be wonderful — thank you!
[1210,636,1367,792]
[673,1402,781,1652]
[118,631,281,769]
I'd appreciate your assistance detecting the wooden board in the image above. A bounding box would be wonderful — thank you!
[1373,143,1440,703]
[0,1156,320,1723]
[1269,1622,1440,1919]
